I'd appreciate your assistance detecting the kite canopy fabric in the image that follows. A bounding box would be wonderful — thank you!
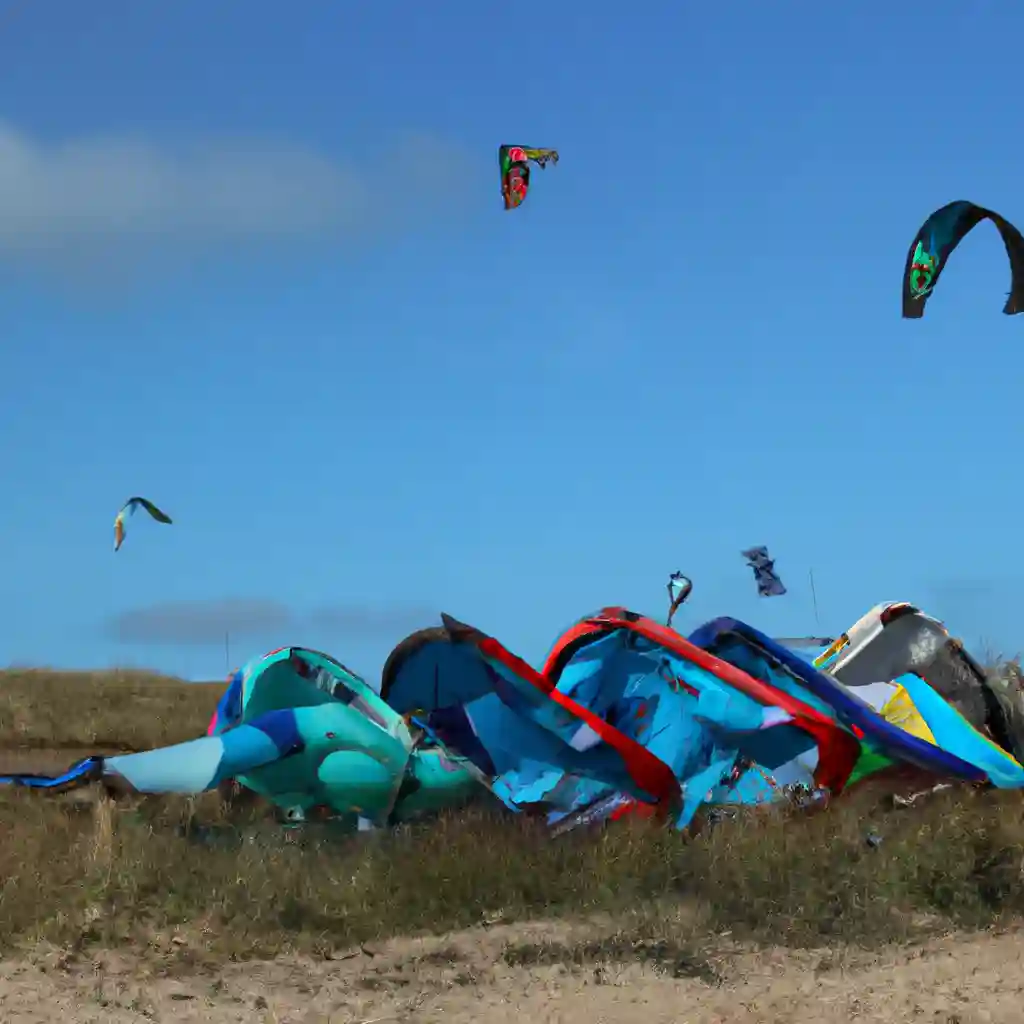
[740,546,787,597]
[666,571,693,627]
[688,617,991,785]
[4,646,482,827]
[399,613,684,827]
[381,608,859,830]
[380,626,499,714]
[498,144,558,210]
[540,608,861,824]
[812,602,1022,761]
[113,496,172,552]
[902,200,1024,318]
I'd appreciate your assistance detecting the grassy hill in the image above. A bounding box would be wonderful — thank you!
[0,668,221,754]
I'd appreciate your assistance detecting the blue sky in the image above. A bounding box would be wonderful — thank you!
[1,1,1023,683]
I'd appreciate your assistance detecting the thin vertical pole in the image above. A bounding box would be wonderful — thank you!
[809,569,821,630]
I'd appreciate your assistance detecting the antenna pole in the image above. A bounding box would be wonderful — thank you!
[809,568,821,630]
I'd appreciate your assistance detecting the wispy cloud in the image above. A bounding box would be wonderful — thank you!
[306,604,441,633]
[0,122,470,281]
[104,597,438,647]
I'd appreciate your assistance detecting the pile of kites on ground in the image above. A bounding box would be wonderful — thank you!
[6,548,1024,838]
[11,162,1024,836]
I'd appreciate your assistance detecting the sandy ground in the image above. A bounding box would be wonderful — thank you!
[1,921,1021,1023]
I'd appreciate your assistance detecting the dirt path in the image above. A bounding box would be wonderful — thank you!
[1,922,1020,1023]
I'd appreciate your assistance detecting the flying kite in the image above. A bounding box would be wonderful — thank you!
[666,571,693,628]
[741,546,787,597]
[499,144,559,211]
[902,201,1024,318]
[114,497,172,552]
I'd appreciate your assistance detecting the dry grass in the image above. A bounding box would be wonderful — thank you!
[0,667,222,751]
[3,668,1024,966]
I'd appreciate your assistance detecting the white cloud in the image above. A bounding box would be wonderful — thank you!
[0,123,468,277]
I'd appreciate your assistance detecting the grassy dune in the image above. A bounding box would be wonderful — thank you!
[2,667,1024,965]
[0,668,222,751]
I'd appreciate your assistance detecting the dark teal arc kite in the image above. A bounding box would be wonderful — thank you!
[902,201,1024,318]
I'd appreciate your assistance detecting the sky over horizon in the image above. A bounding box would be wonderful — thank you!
[2,1,1023,684]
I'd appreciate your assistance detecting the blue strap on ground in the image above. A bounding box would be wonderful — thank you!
[0,756,104,791]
